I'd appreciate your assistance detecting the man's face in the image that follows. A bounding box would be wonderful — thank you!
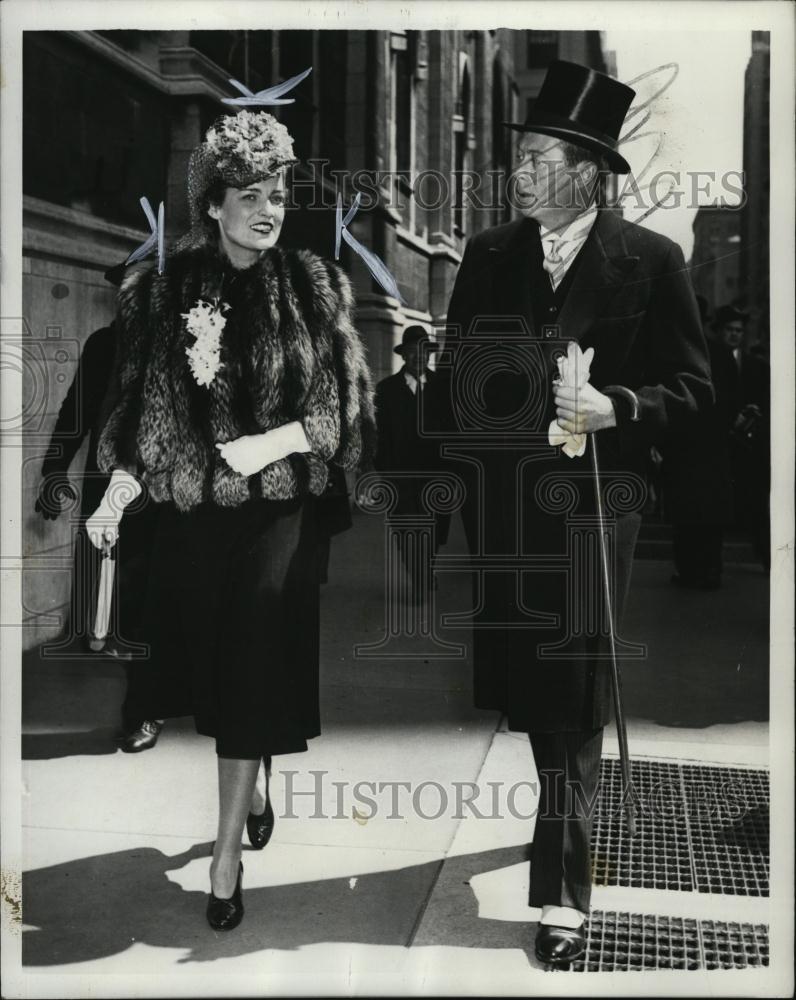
[511,134,588,221]
[208,173,286,257]
[402,343,425,378]
[720,320,745,350]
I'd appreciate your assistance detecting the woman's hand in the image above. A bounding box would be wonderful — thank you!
[216,423,311,477]
[85,469,142,549]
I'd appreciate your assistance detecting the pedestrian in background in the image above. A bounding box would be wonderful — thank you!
[718,305,771,571]
[35,264,164,752]
[374,325,452,602]
[662,296,738,589]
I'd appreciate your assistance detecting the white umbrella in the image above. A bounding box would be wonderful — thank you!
[88,530,116,652]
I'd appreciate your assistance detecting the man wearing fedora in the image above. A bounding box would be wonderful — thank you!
[374,325,451,600]
[445,61,712,964]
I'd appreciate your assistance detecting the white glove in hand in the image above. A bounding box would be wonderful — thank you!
[216,421,311,477]
[548,342,595,458]
[86,469,143,549]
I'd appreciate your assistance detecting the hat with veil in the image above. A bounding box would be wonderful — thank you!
[175,110,298,252]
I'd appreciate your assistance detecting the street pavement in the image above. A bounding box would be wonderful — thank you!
[14,506,771,995]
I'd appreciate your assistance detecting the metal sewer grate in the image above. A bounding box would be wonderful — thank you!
[591,759,769,897]
[557,912,769,972]
[681,763,769,896]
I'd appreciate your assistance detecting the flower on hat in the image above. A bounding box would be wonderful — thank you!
[182,298,230,387]
[204,111,297,183]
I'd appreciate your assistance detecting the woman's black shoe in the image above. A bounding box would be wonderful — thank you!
[246,793,275,849]
[207,861,244,931]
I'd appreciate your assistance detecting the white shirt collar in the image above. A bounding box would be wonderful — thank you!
[404,370,428,394]
[538,204,599,246]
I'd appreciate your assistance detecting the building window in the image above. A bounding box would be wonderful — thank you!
[390,32,416,224]
[492,58,511,224]
[278,31,315,158]
[527,31,558,69]
[190,30,273,93]
[453,60,471,236]
[23,32,169,228]
[318,30,347,168]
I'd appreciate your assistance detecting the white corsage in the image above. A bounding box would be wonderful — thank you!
[182,298,230,387]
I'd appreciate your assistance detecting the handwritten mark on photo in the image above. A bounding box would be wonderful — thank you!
[125,197,165,275]
[221,67,313,107]
[335,193,404,304]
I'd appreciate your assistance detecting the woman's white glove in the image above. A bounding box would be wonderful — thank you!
[216,421,311,477]
[85,469,143,549]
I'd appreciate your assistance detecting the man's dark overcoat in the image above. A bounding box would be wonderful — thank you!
[375,367,453,543]
[661,338,740,525]
[445,208,712,733]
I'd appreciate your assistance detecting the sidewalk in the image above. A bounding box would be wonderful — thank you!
[18,507,770,993]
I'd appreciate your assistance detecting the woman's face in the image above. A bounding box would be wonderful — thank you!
[207,173,286,263]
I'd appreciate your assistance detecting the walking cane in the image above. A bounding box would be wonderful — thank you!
[589,432,636,837]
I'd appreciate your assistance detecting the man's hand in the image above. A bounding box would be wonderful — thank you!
[35,473,78,520]
[553,383,617,434]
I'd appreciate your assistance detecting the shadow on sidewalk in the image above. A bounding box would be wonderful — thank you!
[22,842,538,967]
[620,564,769,730]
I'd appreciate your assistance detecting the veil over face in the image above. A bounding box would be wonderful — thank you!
[177,111,298,253]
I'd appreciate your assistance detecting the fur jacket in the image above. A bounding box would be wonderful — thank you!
[97,244,375,511]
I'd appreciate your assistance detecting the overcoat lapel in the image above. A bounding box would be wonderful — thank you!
[556,208,641,342]
[487,219,537,334]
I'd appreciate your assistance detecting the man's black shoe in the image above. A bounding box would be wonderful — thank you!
[121,720,163,753]
[535,924,586,966]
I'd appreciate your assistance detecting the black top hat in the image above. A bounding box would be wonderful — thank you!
[394,325,439,356]
[504,60,636,174]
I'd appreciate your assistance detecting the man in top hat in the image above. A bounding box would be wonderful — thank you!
[444,60,712,964]
[374,325,452,599]
[36,261,164,752]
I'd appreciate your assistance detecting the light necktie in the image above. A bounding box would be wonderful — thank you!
[542,237,566,287]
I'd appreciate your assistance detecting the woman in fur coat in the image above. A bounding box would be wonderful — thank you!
[87,111,374,930]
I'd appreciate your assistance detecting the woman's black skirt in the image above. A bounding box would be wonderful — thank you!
[126,496,320,758]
